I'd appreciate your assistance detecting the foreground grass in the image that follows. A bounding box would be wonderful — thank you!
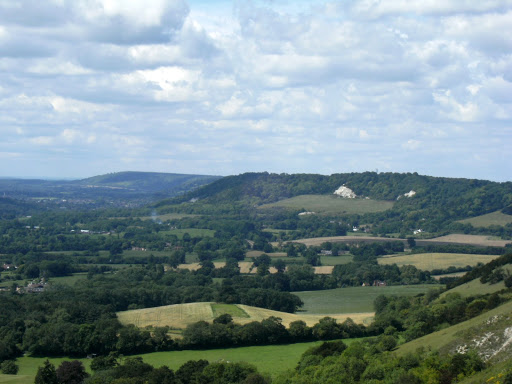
[296,285,439,315]
[258,194,394,215]
[378,253,500,271]
[0,339,362,383]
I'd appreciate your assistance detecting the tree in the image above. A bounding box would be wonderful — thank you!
[35,360,58,384]
[407,237,416,248]
[56,361,89,384]
[0,360,19,375]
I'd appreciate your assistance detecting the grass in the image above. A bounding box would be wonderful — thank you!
[458,210,512,228]
[116,302,373,329]
[421,234,511,247]
[378,253,500,271]
[441,277,507,298]
[258,195,394,215]
[0,338,363,383]
[295,285,438,315]
[320,255,353,265]
[211,303,250,318]
[396,300,512,357]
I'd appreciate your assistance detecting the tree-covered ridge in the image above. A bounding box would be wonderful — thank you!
[156,172,512,235]
[0,172,221,212]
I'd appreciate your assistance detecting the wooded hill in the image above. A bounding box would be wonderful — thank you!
[155,172,512,236]
[0,172,221,214]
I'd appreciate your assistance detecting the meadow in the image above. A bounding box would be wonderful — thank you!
[457,210,512,228]
[295,285,438,315]
[378,253,500,271]
[0,338,364,383]
[258,195,394,215]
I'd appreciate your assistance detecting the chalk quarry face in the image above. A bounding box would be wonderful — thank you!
[333,185,356,198]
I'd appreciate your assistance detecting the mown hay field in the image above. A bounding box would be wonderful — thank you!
[378,253,500,271]
[116,302,373,329]
[457,210,512,228]
[258,194,394,215]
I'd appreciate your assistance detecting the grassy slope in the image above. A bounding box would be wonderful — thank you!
[378,253,500,271]
[396,300,512,357]
[295,285,437,315]
[458,210,512,227]
[258,195,394,215]
[116,302,374,329]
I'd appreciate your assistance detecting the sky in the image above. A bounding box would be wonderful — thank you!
[0,0,511,181]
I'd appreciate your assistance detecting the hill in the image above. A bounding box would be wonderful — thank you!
[116,302,373,329]
[0,171,220,211]
[154,171,512,236]
[396,299,512,364]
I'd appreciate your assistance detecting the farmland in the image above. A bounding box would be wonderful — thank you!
[378,253,500,271]
[0,338,364,383]
[116,302,373,329]
[457,210,512,227]
[258,194,394,215]
[420,234,511,247]
[295,285,438,314]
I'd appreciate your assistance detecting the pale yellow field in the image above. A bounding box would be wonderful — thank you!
[117,302,374,329]
[378,253,500,271]
[176,262,329,275]
[421,234,511,247]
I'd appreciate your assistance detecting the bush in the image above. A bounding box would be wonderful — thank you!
[0,360,19,375]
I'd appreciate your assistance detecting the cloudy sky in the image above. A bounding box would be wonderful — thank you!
[1,0,511,181]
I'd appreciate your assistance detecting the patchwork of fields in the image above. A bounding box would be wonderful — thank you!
[116,302,373,329]
[457,210,512,228]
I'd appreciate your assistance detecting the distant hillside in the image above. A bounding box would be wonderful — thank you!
[0,171,221,211]
[154,172,512,235]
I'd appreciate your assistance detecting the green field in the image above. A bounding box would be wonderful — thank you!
[378,253,500,271]
[258,195,394,215]
[440,269,510,298]
[320,255,353,265]
[296,285,439,314]
[458,210,512,227]
[211,303,249,318]
[0,339,363,383]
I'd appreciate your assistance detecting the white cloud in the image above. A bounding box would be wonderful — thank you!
[0,0,511,180]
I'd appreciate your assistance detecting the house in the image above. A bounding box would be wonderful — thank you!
[373,280,387,287]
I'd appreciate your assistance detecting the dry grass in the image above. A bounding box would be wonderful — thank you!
[313,266,334,274]
[378,253,500,271]
[421,234,511,247]
[117,302,374,329]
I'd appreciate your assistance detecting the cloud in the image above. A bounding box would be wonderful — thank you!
[0,0,511,181]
